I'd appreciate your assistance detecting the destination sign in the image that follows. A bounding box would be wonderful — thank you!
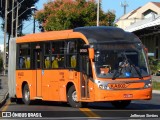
[80,49,88,53]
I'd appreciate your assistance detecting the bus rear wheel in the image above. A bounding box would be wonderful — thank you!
[67,86,82,108]
[22,84,31,105]
[111,100,131,109]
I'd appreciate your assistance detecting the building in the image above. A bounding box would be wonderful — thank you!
[116,2,160,59]
[116,2,160,30]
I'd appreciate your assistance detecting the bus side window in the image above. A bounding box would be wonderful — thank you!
[51,41,65,68]
[45,56,50,68]
[69,41,77,53]
[18,44,30,69]
[19,57,25,69]
[51,56,58,68]
[66,40,77,68]
[44,42,51,69]
[71,55,76,68]
[24,57,30,69]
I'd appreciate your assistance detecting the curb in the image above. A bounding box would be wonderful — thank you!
[0,77,9,108]
[152,90,160,94]
[0,92,9,108]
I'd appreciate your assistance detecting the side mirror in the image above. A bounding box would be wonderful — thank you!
[88,48,94,60]
[145,47,148,54]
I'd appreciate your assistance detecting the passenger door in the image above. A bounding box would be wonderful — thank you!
[34,48,42,97]
[80,55,90,99]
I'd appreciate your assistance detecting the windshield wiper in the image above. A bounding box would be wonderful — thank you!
[112,70,119,80]
[112,61,124,80]
[122,52,143,79]
[128,59,143,79]
[112,52,143,80]
[112,53,127,80]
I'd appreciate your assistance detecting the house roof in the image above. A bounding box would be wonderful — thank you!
[122,2,160,32]
[125,15,160,32]
[152,2,160,8]
[127,7,141,18]
[117,2,160,21]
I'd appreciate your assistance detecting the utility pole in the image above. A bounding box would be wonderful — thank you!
[97,0,100,26]
[33,18,35,33]
[32,6,37,33]
[33,9,36,33]
[11,0,14,37]
[121,0,128,15]
[1,0,2,8]
[3,0,8,75]
[15,1,18,38]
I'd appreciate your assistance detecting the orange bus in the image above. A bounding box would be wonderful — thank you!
[8,26,152,108]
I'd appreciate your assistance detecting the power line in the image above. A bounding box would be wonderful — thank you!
[22,20,39,34]
[23,21,34,30]
[8,0,25,14]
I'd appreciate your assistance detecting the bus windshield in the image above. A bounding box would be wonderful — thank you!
[94,42,150,79]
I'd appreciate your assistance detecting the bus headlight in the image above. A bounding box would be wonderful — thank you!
[99,84,103,89]
[144,80,152,88]
[99,84,110,90]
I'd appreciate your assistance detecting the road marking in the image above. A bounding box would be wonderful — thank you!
[1,100,11,112]
[79,108,101,118]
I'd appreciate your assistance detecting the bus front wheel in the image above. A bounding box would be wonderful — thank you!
[67,86,82,108]
[22,84,31,105]
[111,100,131,109]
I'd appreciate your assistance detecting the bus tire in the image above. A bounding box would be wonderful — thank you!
[22,84,31,105]
[81,102,88,108]
[10,97,16,102]
[111,100,131,109]
[67,85,82,108]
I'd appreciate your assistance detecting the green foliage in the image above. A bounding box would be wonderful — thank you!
[148,57,160,75]
[152,81,160,90]
[35,0,116,31]
[0,56,3,72]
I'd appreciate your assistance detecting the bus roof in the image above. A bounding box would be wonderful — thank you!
[16,30,73,43]
[16,26,140,44]
[74,26,140,44]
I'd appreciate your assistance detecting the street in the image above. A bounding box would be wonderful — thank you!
[0,93,160,119]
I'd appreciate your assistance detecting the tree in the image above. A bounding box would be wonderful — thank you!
[148,57,160,75]
[0,0,39,39]
[35,0,116,31]
[106,11,116,26]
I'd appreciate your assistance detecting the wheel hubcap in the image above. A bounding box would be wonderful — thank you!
[72,91,77,102]
[25,89,29,101]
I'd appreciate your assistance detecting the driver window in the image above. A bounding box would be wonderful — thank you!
[69,41,77,53]
[95,51,116,72]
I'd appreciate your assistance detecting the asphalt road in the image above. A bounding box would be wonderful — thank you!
[0,93,160,119]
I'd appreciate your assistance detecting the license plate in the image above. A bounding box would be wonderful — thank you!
[108,83,129,89]
[124,94,133,98]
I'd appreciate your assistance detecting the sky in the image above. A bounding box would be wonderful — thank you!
[0,0,160,45]
[36,0,160,19]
